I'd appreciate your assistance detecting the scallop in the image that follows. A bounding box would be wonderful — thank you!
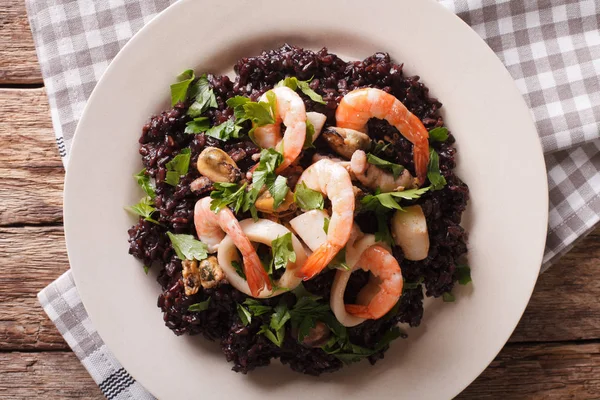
[391,205,429,261]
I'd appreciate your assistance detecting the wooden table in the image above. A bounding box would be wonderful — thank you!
[1,2,600,398]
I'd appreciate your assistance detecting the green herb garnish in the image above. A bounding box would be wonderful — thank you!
[277,77,326,105]
[258,302,291,347]
[271,233,296,272]
[165,148,191,186]
[269,175,289,209]
[237,303,252,326]
[166,232,208,261]
[143,265,150,275]
[188,298,211,312]
[126,196,159,224]
[456,264,472,285]
[366,153,405,179]
[428,127,449,142]
[289,295,331,342]
[403,276,424,290]
[427,149,447,190]
[294,181,324,210]
[184,117,210,134]
[246,148,283,211]
[205,119,242,141]
[170,69,195,106]
[303,119,315,149]
[187,74,217,117]
[134,169,156,199]
[371,141,391,155]
[323,217,330,234]
[243,299,273,316]
[374,213,394,246]
[442,292,455,302]
[361,186,431,212]
[210,182,248,214]
[231,260,245,279]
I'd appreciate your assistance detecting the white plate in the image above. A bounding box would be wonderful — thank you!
[64,0,548,398]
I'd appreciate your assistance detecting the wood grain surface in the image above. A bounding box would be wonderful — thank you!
[0,0,42,85]
[1,3,599,399]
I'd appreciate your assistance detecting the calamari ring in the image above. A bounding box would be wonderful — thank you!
[217,219,307,298]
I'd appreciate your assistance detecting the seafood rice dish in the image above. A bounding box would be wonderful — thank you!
[127,44,470,375]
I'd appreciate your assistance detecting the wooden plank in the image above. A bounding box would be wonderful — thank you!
[0,352,102,399]
[0,227,69,350]
[0,0,43,85]
[459,342,600,399]
[510,227,600,343]
[0,89,64,225]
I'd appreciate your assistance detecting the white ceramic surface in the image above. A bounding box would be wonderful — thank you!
[64,0,548,398]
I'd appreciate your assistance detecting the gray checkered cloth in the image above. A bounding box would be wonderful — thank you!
[28,0,599,398]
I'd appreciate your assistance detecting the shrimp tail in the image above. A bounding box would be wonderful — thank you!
[414,142,430,185]
[344,304,373,319]
[244,255,272,297]
[297,243,341,280]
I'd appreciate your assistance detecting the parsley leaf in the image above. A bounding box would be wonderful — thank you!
[231,260,245,279]
[188,298,211,312]
[456,264,472,285]
[303,119,315,149]
[167,232,208,261]
[269,175,289,209]
[366,154,405,179]
[271,233,296,271]
[277,77,326,105]
[442,292,455,302]
[289,295,331,342]
[371,141,391,156]
[323,217,330,234]
[226,96,252,120]
[360,186,431,211]
[134,169,156,199]
[126,196,159,224]
[210,182,247,214]
[247,149,283,207]
[237,303,252,326]
[143,265,150,275]
[429,127,449,142]
[322,324,404,365]
[243,299,272,316]
[294,181,324,210]
[205,119,242,141]
[244,91,276,128]
[187,74,217,117]
[427,149,447,190]
[258,302,291,347]
[329,248,351,271]
[165,148,191,186]
[375,213,394,246]
[170,69,194,106]
[184,117,210,134]
[403,276,424,290]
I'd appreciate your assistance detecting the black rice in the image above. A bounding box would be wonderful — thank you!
[128,44,469,375]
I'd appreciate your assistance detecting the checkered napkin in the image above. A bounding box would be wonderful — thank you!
[27,0,600,398]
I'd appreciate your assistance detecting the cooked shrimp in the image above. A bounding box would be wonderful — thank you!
[350,150,416,192]
[344,245,403,319]
[252,86,307,172]
[194,197,271,296]
[336,88,430,184]
[295,159,355,280]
